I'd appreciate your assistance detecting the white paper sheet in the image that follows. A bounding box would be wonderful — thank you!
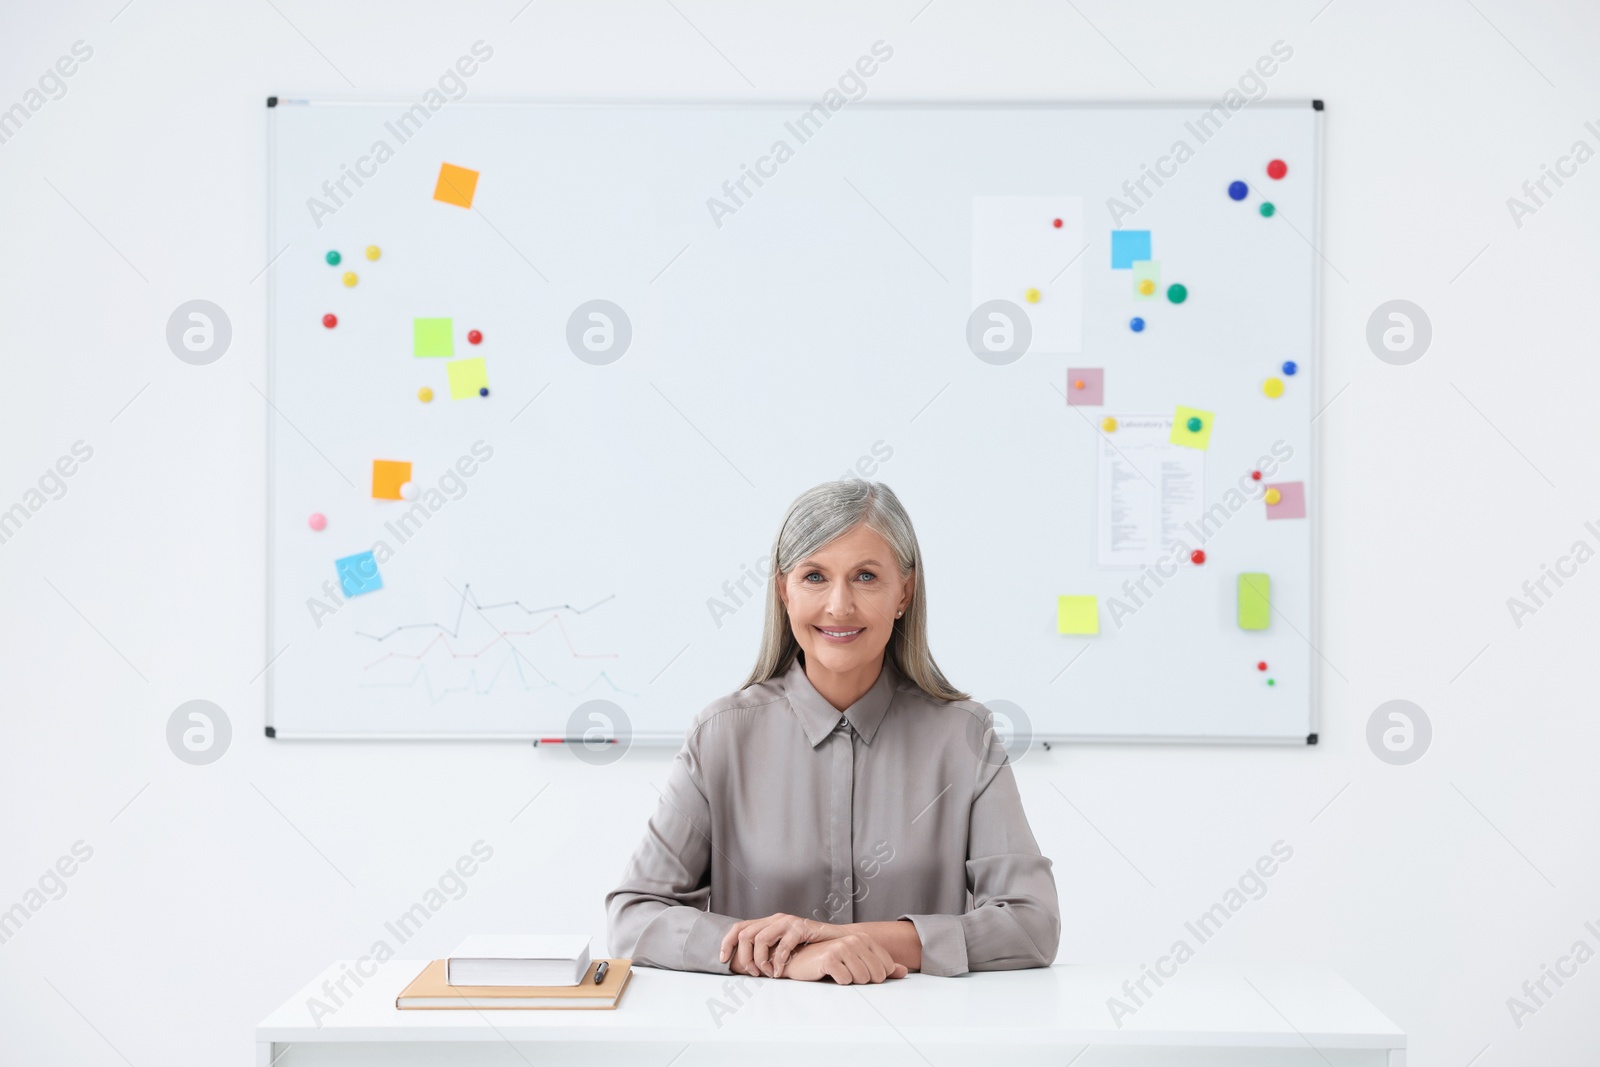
[1096,414,1205,568]
[971,195,1084,354]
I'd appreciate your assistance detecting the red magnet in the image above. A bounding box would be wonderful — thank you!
[1052,218,1063,228]
[322,313,337,328]
[1267,159,1287,180]
[1257,661,1268,671]
[1190,549,1206,565]
[1250,470,1262,481]
[467,329,483,344]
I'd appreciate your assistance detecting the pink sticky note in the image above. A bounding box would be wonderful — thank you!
[1066,368,1104,406]
[1264,481,1306,520]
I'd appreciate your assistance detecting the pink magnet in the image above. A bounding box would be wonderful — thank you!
[1263,481,1306,520]
[308,513,327,531]
[1065,368,1104,406]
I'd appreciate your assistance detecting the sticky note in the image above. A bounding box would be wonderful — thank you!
[433,162,480,209]
[413,318,453,358]
[371,459,412,500]
[1132,260,1161,300]
[1237,573,1271,631]
[1110,230,1151,269]
[1169,406,1215,450]
[1066,368,1104,406]
[1264,481,1306,520]
[1057,595,1098,635]
[335,551,384,597]
[446,357,489,399]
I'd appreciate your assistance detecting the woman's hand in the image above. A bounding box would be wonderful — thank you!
[780,933,910,984]
[719,913,844,977]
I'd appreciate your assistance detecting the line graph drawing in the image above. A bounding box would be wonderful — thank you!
[356,584,616,642]
[360,616,617,672]
[352,582,632,705]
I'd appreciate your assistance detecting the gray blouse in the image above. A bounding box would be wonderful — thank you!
[605,655,1061,977]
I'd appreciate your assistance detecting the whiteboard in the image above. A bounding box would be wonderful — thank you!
[266,99,1322,743]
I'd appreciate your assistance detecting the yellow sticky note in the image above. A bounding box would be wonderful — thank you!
[1057,595,1098,635]
[372,459,412,500]
[433,162,480,209]
[1170,406,1215,450]
[446,357,489,399]
[1238,573,1271,631]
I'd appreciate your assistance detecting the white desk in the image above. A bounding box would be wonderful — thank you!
[257,959,1405,1067]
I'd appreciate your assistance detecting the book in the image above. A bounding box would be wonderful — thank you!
[396,959,632,1010]
[447,935,592,986]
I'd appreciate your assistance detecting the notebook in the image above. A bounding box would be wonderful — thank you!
[396,959,632,1010]
[447,935,592,986]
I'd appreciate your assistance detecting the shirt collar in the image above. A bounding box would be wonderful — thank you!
[782,653,899,748]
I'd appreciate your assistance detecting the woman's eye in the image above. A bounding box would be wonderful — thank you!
[856,571,876,582]
[803,572,823,582]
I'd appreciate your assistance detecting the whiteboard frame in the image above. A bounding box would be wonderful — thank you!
[264,97,1325,746]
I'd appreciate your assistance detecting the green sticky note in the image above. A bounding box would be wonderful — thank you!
[1057,595,1098,635]
[413,317,454,358]
[1238,573,1271,631]
[1170,405,1215,450]
[446,357,489,399]
[1132,259,1161,301]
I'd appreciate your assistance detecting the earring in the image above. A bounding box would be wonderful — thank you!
[895,610,903,618]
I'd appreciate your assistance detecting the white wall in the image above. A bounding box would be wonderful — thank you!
[2,1,1597,1063]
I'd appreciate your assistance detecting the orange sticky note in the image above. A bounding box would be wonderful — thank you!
[432,163,479,209]
[372,459,412,500]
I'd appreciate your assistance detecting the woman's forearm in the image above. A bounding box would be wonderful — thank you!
[847,920,923,972]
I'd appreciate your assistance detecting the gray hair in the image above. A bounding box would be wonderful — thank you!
[743,480,968,702]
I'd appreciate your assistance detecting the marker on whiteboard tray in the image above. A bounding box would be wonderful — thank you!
[537,737,618,745]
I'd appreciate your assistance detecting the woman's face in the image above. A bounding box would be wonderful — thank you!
[777,522,912,680]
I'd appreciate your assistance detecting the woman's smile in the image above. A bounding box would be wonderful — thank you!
[815,624,866,643]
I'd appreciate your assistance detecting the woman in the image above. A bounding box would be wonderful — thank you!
[606,480,1060,983]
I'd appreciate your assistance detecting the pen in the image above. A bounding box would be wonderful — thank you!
[594,961,609,985]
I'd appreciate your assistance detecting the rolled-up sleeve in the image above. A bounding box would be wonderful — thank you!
[605,732,740,975]
[898,714,1061,977]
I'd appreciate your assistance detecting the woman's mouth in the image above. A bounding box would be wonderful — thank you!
[814,625,865,644]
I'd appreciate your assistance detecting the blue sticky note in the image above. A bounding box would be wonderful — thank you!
[335,551,384,597]
[1111,230,1152,269]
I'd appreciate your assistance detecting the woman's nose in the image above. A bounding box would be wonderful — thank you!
[826,581,855,616]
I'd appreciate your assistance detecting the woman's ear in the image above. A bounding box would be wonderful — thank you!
[775,573,788,609]
[899,568,915,615]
